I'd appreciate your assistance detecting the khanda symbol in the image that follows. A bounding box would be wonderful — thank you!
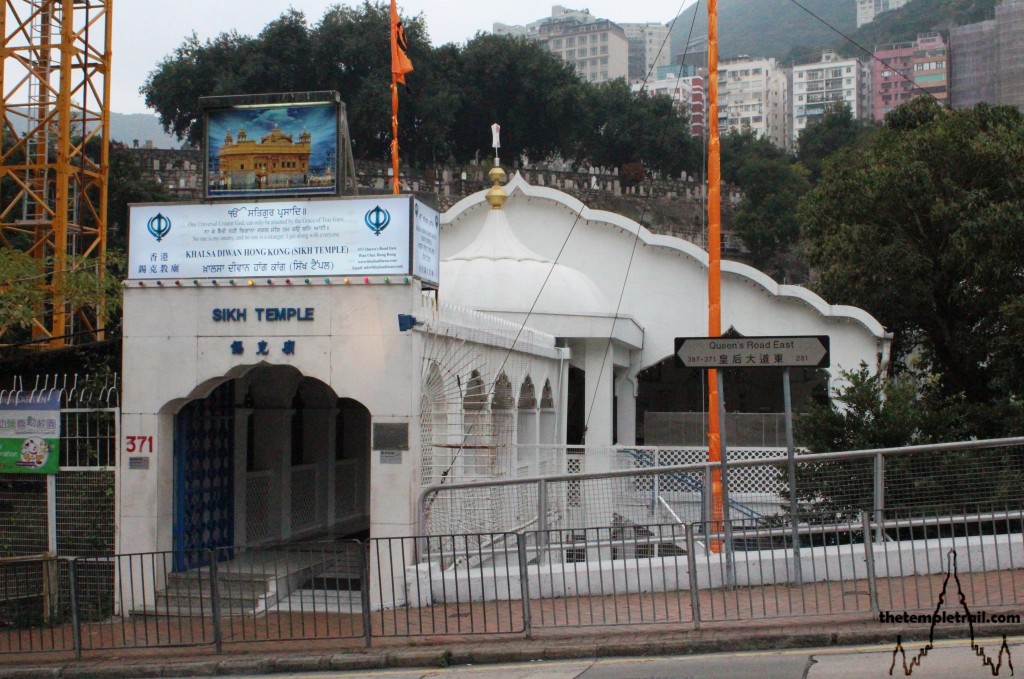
[147,213,172,242]
[364,205,391,236]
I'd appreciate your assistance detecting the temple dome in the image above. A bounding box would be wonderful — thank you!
[441,202,607,315]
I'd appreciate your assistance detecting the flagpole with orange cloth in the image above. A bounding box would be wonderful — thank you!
[706,0,724,553]
[390,0,414,195]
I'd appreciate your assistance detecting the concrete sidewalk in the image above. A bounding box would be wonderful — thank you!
[4,614,1020,679]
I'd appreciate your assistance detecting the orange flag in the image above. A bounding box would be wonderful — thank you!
[390,0,412,194]
[391,0,413,85]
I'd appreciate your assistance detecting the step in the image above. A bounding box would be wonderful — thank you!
[274,588,362,613]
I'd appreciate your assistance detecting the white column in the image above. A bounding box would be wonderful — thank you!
[615,370,637,445]
[583,338,614,448]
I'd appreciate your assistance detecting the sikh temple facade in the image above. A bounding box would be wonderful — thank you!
[119,168,889,604]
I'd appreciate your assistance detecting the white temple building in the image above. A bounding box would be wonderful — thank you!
[117,167,889,605]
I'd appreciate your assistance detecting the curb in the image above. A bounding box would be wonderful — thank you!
[4,623,1020,678]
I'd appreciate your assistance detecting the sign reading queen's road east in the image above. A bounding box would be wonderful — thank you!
[128,195,440,286]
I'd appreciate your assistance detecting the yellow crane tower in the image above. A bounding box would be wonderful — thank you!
[0,0,111,347]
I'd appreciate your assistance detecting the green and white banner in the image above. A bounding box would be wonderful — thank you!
[0,393,60,475]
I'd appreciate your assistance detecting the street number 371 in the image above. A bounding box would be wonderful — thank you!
[125,435,154,453]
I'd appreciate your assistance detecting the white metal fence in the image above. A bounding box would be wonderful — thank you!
[0,374,120,560]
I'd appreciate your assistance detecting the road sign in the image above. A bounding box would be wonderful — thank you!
[674,335,830,369]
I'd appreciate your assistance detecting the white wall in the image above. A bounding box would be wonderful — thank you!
[441,177,889,390]
[121,281,426,556]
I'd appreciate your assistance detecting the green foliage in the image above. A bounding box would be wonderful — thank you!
[796,367,927,454]
[0,250,50,332]
[140,5,703,176]
[799,98,1024,403]
[719,130,809,280]
[786,367,1024,521]
[719,130,787,186]
[573,79,699,176]
[0,249,121,342]
[447,34,584,165]
[796,103,876,182]
[733,157,811,281]
[107,144,170,251]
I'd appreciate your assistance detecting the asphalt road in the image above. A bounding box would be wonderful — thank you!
[160,635,1022,679]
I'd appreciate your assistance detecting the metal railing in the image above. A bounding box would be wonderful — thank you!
[5,436,1024,658]
[5,502,1024,657]
[419,437,1024,540]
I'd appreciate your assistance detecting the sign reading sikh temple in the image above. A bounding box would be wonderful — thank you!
[128,196,440,285]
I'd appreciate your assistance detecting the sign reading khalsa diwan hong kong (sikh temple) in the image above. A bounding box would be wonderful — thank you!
[128,195,440,286]
[0,393,60,475]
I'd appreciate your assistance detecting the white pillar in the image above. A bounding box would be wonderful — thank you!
[583,338,614,448]
[615,370,637,445]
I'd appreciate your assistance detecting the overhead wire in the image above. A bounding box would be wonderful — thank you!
[785,0,949,109]
[433,0,701,479]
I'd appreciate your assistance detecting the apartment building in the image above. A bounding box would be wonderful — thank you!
[495,5,669,84]
[950,0,1024,109]
[622,22,671,82]
[792,51,871,142]
[856,0,911,28]
[632,74,707,137]
[873,33,948,120]
[717,57,786,145]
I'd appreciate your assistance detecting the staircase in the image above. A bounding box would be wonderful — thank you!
[276,545,364,613]
[133,543,364,617]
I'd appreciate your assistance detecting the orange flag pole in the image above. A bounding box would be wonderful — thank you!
[391,83,400,195]
[390,0,414,195]
[706,0,724,553]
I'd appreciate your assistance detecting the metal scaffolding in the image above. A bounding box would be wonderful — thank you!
[0,0,111,347]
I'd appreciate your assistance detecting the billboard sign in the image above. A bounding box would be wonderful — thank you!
[0,393,60,475]
[128,196,439,285]
[205,98,339,200]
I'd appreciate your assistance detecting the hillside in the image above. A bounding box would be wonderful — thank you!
[109,112,181,149]
[670,0,996,65]
[670,0,855,62]
[843,0,995,54]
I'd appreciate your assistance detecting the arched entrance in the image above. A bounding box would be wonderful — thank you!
[172,365,371,568]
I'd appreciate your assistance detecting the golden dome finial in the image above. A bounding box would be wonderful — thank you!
[485,165,507,209]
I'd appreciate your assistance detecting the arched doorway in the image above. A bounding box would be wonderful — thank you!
[172,366,371,568]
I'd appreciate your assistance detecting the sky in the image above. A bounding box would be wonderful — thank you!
[112,0,698,114]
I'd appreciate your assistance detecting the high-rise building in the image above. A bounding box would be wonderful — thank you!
[950,0,1024,109]
[621,22,671,82]
[542,20,629,83]
[631,74,706,137]
[873,33,948,120]
[856,0,911,28]
[717,56,786,144]
[495,6,669,84]
[949,20,997,108]
[792,51,871,142]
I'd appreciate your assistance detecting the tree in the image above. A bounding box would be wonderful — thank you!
[449,34,584,165]
[799,98,1024,403]
[575,80,699,176]
[796,102,875,181]
[105,143,170,252]
[733,157,811,280]
[719,129,787,186]
[787,366,1024,521]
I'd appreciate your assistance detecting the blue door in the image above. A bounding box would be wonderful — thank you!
[173,382,235,571]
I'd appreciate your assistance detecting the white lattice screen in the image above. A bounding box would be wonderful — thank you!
[417,303,565,536]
